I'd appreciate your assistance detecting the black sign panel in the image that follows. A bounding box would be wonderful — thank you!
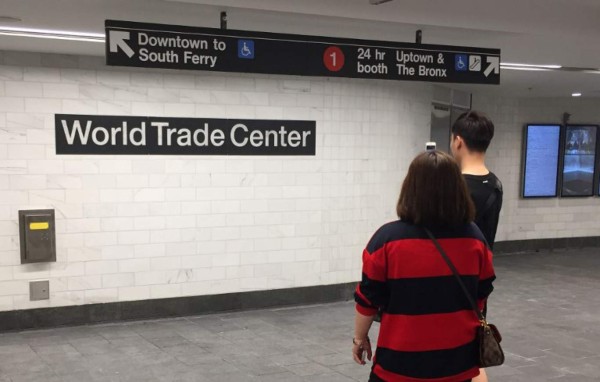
[105,20,500,85]
[55,114,316,156]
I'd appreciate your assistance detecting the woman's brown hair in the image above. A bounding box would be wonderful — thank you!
[397,150,475,228]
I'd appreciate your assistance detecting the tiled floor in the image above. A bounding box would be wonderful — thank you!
[1,248,600,381]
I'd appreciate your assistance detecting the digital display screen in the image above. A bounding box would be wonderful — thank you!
[522,125,561,198]
[561,125,598,197]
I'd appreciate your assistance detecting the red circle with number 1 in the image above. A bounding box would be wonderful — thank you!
[323,46,345,72]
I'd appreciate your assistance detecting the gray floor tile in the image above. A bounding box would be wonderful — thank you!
[1,249,600,381]
[8,373,62,382]
[286,361,334,376]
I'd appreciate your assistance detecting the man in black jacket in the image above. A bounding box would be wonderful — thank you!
[451,111,503,382]
[451,111,503,249]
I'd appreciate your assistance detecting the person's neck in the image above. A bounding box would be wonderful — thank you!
[461,153,489,176]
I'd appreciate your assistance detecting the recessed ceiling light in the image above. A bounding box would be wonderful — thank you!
[572,92,582,97]
[502,62,562,69]
[0,26,104,43]
[500,66,551,72]
[0,16,22,23]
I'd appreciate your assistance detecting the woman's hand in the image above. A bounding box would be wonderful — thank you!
[352,337,372,365]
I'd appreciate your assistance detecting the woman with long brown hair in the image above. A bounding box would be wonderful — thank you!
[352,151,496,382]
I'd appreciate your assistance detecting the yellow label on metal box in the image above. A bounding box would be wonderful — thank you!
[29,222,49,230]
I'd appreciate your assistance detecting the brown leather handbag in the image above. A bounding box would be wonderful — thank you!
[425,228,505,368]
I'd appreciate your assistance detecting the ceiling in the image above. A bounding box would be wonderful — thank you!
[0,0,599,97]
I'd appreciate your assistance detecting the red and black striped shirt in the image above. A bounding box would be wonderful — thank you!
[355,221,495,382]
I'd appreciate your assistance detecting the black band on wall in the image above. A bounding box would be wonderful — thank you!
[0,282,356,332]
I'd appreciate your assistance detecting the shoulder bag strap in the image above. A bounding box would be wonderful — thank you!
[480,189,498,217]
[423,228,485,323]
[480,178,501,218]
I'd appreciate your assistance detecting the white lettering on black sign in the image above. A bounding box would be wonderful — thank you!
[106,20,501,85]
[55,115,316,156]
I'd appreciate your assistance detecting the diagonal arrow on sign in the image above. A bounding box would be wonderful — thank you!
[484,56,500,77]
[109,31,135,58]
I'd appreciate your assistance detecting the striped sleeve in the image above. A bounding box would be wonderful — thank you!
[478,244,496,302]
[355,229,389,316]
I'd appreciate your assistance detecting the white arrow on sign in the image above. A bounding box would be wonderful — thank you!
[484,56,500,77]
[109,31,135,58]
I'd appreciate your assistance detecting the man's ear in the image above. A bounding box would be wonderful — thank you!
[454,135,463,150]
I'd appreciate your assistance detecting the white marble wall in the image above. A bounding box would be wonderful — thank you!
[474,95,600,242]
[0,50,432,312]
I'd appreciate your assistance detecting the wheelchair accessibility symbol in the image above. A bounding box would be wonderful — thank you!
[238,40,255,59]
[455,54,467,71]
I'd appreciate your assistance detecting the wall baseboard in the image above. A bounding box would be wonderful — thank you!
[0,282,356,332]
[494,236,600,254]
[2,236,599,332]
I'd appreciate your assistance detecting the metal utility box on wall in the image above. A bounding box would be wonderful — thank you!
[30,280,50,301]
[18,209,56,264]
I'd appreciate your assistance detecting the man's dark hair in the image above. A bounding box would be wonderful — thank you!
[397,151,475,228]
[452,111,495,153]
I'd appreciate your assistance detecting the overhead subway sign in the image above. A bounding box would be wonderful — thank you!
[105,20,501,85]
